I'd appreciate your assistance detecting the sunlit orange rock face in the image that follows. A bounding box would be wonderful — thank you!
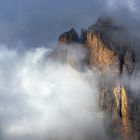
[113,85,132,139]
[57,17,137,139]
[83,30,120,73]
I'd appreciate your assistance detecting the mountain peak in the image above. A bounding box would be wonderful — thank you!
[57,17,135,75]
[58,28,79,44]
[52,17,138,139]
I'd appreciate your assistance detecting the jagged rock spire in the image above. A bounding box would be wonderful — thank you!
[58,28,79,44]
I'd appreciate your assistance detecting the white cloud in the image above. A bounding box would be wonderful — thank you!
[0,44,108,140]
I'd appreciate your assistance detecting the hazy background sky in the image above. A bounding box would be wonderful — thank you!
[0,0,139,48]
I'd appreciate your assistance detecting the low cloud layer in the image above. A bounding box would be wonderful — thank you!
[0,44,111,140]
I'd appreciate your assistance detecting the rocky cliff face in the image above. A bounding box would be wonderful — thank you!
[56,17,138,139]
